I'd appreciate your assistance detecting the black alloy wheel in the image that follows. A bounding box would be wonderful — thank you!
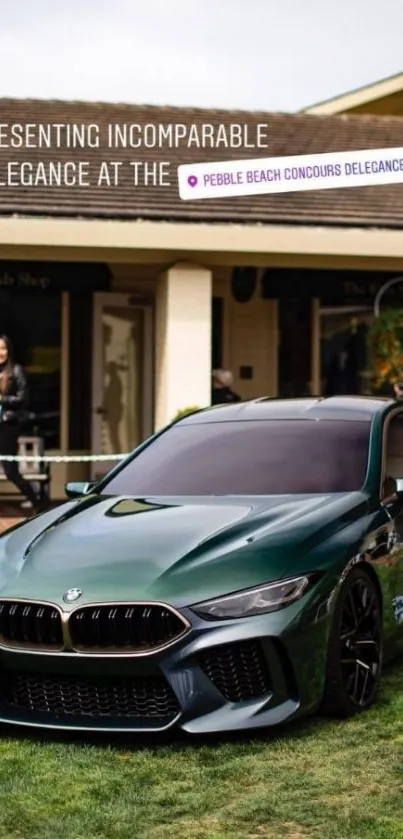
[322,568,383,718]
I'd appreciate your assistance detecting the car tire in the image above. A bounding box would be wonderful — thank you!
[321,567,383,718]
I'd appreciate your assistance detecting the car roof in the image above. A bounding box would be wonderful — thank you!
[178,396,396,425]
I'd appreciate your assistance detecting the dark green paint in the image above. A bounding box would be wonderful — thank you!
[0,396,401,734]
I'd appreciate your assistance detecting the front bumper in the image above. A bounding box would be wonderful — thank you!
[0,599,330,735]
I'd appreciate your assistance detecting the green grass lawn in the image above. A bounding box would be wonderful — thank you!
[0,664,401,839]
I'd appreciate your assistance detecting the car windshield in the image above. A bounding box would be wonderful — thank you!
[99,418,371,496]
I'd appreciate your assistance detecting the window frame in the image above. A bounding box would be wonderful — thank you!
[99,416,372,498]
[380,406,403,501]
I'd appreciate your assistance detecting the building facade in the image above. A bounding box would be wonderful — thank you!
[1,92,403,496]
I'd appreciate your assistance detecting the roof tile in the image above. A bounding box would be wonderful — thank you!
[0,99,403,227]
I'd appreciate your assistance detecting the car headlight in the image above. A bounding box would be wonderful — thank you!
[190,575,317,620]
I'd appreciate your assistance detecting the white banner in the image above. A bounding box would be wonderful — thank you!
[178,146,403,200]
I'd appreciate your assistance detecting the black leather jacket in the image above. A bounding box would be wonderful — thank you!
[212,386,241,405]
[0,364,29,424]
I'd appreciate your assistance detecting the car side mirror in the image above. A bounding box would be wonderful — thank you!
[65,481,94,498]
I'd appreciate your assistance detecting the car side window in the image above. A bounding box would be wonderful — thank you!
[384,413,403,490]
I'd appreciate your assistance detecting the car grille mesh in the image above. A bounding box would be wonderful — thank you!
[0,601,188,653]
[198,641,272,702]
[0,669,180,723]
[69,604,187,652]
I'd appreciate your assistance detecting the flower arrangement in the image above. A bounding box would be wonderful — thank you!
[367,309,403,387]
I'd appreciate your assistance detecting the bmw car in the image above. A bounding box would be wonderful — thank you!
[0,396,402,735]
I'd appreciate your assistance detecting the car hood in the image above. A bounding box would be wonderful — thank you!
[0,492,368,607]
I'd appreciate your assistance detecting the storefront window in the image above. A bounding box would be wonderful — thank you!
[212,297,223,368]
[68,293,92,451]
[320,307,373,396]
[278,298,312,397]
[0,289,61,448]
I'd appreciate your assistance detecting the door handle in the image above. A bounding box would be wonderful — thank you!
[95,406,107,415]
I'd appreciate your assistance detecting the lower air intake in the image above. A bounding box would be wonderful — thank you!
[0,669,180,723]
[198,640,272,702]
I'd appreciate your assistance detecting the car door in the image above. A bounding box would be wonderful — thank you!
[379,409,403,647]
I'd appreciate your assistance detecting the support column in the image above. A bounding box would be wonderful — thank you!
[155,262,212,430]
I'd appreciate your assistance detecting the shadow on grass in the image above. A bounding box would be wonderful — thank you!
[0,659,401,756]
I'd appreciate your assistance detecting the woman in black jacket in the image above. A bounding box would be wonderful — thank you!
[0,335,39,510]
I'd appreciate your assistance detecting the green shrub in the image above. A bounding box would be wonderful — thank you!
[172,406,202,421]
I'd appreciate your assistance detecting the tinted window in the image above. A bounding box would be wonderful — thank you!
[100,419,371,496]
[385,413,403,479]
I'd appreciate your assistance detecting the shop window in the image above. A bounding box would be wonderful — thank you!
[384,413,403,484]
[278,298,312,397]
[68,293,93,450]
[212,297,223,369]
[320,308,373,396]
[0,289,61,448]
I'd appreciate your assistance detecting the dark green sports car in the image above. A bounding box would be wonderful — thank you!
[0,396,402,735]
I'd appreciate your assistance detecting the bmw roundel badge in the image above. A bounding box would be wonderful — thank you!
[63,588,83,603]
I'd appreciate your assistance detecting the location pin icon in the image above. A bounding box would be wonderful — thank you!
[187,175,198,187]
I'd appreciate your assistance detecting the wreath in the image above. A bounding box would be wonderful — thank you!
[367,309,403,387]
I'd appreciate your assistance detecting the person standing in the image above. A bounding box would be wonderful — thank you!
[324,339,358,396]
[0,335,40,512]
[212,369,242,405]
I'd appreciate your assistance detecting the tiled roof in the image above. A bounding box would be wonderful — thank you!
[0,98,403,227]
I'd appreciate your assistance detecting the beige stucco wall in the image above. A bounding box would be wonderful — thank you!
[212,267,278,399]
[2,218,403,270]
[110,261,278,402]
[154,263,212,428]
[230,296,278,399]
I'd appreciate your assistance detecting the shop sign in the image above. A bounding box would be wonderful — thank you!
[0,261,112,293]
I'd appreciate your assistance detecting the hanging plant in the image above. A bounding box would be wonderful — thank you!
[367,308,403,387]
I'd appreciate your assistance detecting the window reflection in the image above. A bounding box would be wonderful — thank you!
[0,290,61,448]
[320,307,373,396]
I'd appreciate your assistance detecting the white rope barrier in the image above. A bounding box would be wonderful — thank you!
[0,454,130,463]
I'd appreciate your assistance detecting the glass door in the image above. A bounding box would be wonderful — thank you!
[91,293,153,480]
[278,298,312,397]
[320,306,374,396]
